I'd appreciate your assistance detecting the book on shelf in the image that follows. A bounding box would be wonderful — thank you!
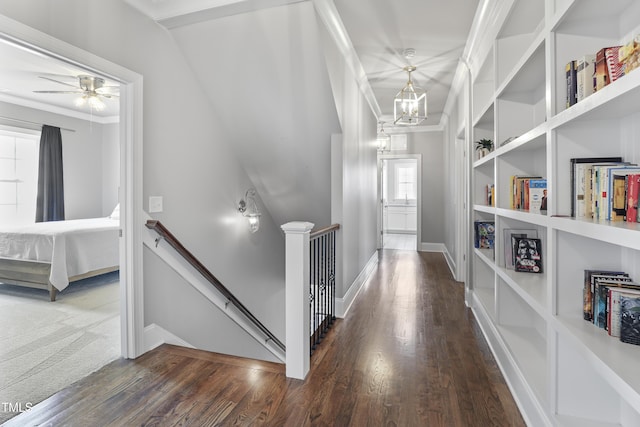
[566,60,577,108]
[619,35,640,77]
[513,237,542,273]
[620,294,640,346]
[593,278,639,329]
[607,168,640,221]
[576,55,596,102]
[485,184,495,207]
[627,174,640,222]
[528,179,547,214]
[595,46,622,91]
[570,157,623,218]
[602,166,640,221]
[510,176,542,211]
[609,287,640,338]
[591,163,632,221]
[583,270,628,322]
[474,220,495,249]
[503,229,537,270]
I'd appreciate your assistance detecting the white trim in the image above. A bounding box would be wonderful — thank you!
[378,154,422,252]
[143,323,195,353]
[335,251,378,318]
[419,242,446,252]
[442,245,457,280]
[0,14,145,360]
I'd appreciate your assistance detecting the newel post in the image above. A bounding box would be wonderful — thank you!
[281,221,314,380]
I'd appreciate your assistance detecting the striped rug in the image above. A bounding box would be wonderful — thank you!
[0,273,120,423]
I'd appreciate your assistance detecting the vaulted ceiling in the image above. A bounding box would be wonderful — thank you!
[124,0,480,129]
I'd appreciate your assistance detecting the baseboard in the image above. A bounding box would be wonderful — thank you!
[470,294,550,427]
[335,252,378,318]
[442,245,457,279]
[143,323,195,353]
[419,242,446,252]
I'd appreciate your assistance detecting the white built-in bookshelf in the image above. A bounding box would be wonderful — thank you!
[469,0,640,425]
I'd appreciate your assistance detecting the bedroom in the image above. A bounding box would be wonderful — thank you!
[0,37,122,419]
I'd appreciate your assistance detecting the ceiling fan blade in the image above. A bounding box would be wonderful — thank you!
[33,90,83,94]
[38,76,79,89]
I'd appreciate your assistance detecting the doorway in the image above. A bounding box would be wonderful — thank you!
[0,16,143,420]
[378,154,422,251]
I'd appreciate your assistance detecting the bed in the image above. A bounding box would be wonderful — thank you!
[0,217,120,301]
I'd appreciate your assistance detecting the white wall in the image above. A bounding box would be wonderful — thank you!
[0,101,117,219]
[0,1,288,356]
[101,122,119,216]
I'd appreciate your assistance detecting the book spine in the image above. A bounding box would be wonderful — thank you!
[566,60,577,108]
[627,174,640,222]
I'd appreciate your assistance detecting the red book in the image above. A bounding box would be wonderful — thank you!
[627,174,640,222]
[595,46,622,91]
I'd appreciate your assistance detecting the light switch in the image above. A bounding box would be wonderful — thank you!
[149,196,163,213]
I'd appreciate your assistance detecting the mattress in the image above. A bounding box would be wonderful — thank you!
[0,218,120,291]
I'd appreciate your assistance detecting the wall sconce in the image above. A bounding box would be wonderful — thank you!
[238,189,261,233]
[377,121,391,153]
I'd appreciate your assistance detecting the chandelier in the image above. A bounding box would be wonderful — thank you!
[393,65,427,125]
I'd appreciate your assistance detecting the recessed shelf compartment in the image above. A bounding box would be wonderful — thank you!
[555,231,640,321]
[473,48,495,121]
[473,158,494,206]
[496,0,545,89]
[552,113,640,219]
[473,102,494,143]
[554,325,640,424]
[496,139,547,211]
[496,278,548,404]
[474,251,496,318]
[496,39,546,147]
[552,0,640,117]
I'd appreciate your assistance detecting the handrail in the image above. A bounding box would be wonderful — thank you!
[145,220,285,352]
[310,223,340,239]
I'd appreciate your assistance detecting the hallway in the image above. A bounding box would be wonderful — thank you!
[4,251,525,426]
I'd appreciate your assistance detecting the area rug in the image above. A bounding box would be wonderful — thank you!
[0,273,120,424]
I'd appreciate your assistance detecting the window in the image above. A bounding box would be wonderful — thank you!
[0,128,39,226]
[395,164,416,201]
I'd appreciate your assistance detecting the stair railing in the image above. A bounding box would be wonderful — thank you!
[145,220,285,352]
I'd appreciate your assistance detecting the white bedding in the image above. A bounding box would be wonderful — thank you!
[0,218,120,291]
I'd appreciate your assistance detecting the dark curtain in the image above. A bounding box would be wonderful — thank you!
[35,125,65,222]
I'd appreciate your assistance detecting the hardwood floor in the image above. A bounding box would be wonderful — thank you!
[4,250,525,426]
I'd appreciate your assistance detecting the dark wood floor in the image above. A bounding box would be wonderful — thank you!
[4,250,525,426]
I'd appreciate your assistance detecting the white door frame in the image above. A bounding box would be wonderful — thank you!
[377,153,422,251]
[0,15,145,358]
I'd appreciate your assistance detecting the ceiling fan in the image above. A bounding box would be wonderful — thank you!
[33,74,118,111]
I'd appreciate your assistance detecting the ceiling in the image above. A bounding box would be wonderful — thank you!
[125,0,480,129]
[0,0,479,128]
[0,38,120,122]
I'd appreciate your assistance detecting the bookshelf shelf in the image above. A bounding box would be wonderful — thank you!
[496,324,547,403]
[554,315,640,410]
[466,0,640,424]
[473,205,496,215]
[496,266,548,316]
[494,208,548,227]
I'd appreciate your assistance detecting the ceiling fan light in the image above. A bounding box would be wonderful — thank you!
[394,66,427,125]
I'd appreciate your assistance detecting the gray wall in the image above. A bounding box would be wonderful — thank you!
[0,101,118,219]
[406,131,446,245]
[319,17,378,299]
